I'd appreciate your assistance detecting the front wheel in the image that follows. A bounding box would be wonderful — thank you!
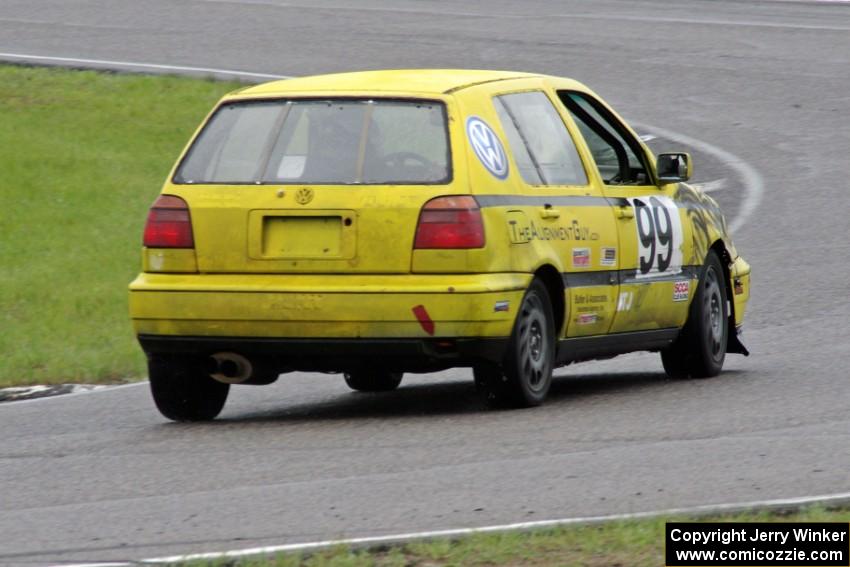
[661,250,728,378]
[148,355,230,421]
[475,279,555,408]
[344,371,403,392]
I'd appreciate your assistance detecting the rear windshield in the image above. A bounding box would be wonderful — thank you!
[174,99,451,185]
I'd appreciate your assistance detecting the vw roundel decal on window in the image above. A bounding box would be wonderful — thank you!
[466,116,509,180]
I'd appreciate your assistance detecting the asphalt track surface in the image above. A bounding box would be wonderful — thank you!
[2,0,850,564]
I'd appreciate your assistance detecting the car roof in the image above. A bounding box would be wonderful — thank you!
[237,69,561,97]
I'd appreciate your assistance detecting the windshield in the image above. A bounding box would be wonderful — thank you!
[174,99,451,185]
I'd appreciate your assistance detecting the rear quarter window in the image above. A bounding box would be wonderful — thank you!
[493,91,588,187]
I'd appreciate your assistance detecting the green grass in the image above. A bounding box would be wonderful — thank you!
[0,65,241,386]
[181,506,849,567]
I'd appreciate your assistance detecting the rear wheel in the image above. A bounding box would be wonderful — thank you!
[148,355,229,421]
[475,279,555,408]
[661,250,728,378]
[344,371,403,392]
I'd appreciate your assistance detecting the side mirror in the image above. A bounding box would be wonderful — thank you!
[657,152,692,183]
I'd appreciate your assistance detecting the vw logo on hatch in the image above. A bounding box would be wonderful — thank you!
[295,187,314,205]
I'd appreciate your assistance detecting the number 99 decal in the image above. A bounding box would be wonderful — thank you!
[629,196,683,278]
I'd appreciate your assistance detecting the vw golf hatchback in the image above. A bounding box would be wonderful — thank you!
[130,70,751,421]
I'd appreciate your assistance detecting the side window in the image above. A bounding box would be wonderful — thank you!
[493,91,587,186]
[558,91,651,185]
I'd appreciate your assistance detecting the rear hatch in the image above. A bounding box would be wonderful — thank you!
[169,97,463,274]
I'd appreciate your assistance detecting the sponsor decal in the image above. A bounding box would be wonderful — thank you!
[601,247,617,267]
[508,219,597,244]
[576,313,598,325]
[494,300,510,312]
[628,195,684,279]
[575,293,607,305]
[466,116,509,180]
[572,247,591,268]
[673,280,690,302]
[577,306,603,314]
[617,291,634,312]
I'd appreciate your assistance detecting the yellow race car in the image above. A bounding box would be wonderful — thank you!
[129,69,750,421]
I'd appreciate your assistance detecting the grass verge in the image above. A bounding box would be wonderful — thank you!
[0,64,240,387]
[179,506,849,566]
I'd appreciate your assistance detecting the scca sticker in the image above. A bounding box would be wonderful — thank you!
[673,280,690,302]
[466,116,509,180]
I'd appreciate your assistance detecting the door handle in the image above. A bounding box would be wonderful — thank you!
[539,206,560,219]
[615,206,634,219]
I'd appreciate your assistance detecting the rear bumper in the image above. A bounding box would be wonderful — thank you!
[129,272,529,368]
[137,334,509,372]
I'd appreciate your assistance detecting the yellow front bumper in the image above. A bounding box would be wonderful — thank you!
[129,272,531,339]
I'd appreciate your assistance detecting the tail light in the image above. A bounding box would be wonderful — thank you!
[143,195,194,248]
[414,196,485,249]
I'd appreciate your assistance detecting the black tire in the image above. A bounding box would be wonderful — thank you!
[148,355,229,421]
[343,371,403,392]
[661,250,728,379]
[475,279,555,408]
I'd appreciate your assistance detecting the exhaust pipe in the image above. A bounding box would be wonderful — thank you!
[209,352,253,384]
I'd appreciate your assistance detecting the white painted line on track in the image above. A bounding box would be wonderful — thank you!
[51,491,850,567]
[631,121,763,235]
[0,52,290,81]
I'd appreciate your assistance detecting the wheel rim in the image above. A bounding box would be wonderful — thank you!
[517,293,550,392]
[703,266,725,358]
